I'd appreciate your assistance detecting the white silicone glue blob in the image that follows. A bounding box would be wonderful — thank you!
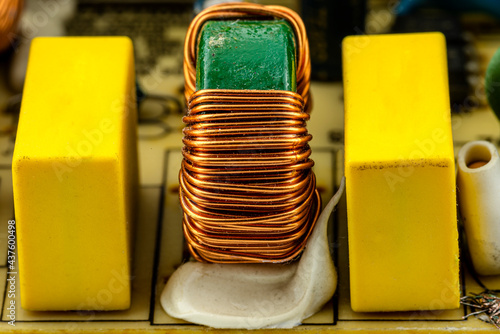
[160,177,345,329]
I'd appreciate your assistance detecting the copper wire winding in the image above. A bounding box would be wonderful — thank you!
[0,0,23,52]
[180,3,319,264]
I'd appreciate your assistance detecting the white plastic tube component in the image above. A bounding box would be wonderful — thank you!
[457,140,500,276]
[160,178,345,329]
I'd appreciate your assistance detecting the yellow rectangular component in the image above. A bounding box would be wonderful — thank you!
[342,33,460,312]
[12,37,138,311]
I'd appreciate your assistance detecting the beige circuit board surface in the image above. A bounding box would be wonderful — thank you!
[1,9,500,334]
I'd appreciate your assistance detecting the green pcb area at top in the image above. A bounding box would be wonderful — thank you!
[196,19,297,91]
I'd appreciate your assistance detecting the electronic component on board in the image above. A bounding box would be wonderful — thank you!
[343,32,460,312]
[180,4,315,264]
[12,37,138,311]
[162,3,339,329]
[457,140,500,276]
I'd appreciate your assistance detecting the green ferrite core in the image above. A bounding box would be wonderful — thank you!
[196,19,296,91]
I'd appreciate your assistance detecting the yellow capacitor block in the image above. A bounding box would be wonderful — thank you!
[12,37,138,311]
[342,33,460,312]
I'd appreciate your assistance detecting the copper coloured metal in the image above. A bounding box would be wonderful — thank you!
[180,3,319,264]
[0,0,23,52]
[180,89,320,263]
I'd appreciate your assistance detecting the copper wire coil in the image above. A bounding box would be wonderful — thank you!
[188,89,305,106]
[181,4,317,264]
[183,125,308,137]
[182,158,315,175]
[180,89,319,263]
[183,4,312,112]
[182,147,311,167]
[183,111,309,124]
[182,167,311,195]
[185,212,313,241]
[180,178,315,229]
[182,206,313,233]
[0,0,23,52]
[182,190,321,264]
[180,171,314,208]
[182,135,313,151]
[187,89,305,113]
[185,169,310,184]
[181,196,314,226]
[187,119,306,130]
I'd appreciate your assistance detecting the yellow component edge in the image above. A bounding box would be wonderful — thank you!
[12,36,139,311]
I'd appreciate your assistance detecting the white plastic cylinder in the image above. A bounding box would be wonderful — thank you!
[457,140,500,276]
